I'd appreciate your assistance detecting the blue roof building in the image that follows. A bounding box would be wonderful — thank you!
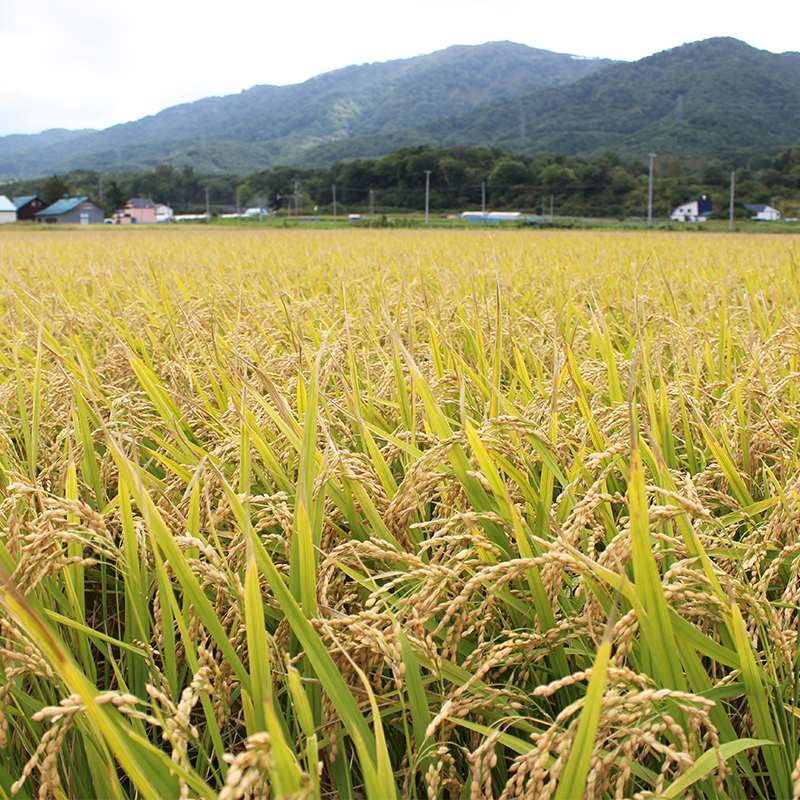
[35,195,104,224]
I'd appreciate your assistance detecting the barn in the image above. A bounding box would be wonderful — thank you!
[35,196,105,225]
[13,196,48,221]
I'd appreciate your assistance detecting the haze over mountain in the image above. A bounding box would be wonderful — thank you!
[303,38,800,164]
[0,42,614,179]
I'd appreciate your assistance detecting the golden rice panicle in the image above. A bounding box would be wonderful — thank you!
[0,227,799,798]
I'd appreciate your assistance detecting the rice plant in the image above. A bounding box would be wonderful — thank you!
[0,227,799,799]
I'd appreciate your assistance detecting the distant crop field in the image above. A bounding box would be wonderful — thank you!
[1,228,799,799]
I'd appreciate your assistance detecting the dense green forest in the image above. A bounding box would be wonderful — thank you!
[4,143,800,221]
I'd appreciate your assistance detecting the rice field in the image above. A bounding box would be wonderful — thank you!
[1,227,800,799]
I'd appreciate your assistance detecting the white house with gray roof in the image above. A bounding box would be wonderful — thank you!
[745,204,780,221]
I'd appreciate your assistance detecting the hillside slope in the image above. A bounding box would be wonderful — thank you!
[301,38,800,164]
[0,42,614,178]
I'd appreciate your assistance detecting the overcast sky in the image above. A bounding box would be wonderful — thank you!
[1,0,797,137]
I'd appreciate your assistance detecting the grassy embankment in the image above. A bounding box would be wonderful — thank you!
[3,214,800,233]
[1,228,799,799]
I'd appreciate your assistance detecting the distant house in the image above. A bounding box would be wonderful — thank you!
[13,195,48,221]
[112,197,158,224]
[0,195,17,224]
[154,203,174,223]
[745,203,780,221]
[35,195,104,224]
[671,196,713,222]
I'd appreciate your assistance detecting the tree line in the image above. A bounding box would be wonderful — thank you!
[4,144,800,220]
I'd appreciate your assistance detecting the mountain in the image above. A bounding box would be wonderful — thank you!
[0,42,615,179]
[299,38,800,164]
[0,129,97,180]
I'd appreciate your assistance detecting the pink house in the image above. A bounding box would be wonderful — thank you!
[112,198,158,224]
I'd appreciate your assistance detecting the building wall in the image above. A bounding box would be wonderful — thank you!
[126,206,158,223]
[65,203,104,224]
[671,202,697,221]
[0,210,17,224]
[671,201,710,222]
[155,205,174,223]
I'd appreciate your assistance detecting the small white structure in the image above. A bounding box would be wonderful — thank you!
[460,211,524,222]
[348,214,362,222]
[745,204,780,221]
[155,203,174,223]
[671,196,713,222]
[243,207,269,217]
[0,195,17,224]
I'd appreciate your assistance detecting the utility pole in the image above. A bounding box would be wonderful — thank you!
[550,195,554,222]
[729,171,735,232]
[332,184,337,224]
[369,189,375,222]
[204,187,210,222]
[424,170,432,224]
[647,153,657,227]
[294,180,300,219]
[481,181,486,217]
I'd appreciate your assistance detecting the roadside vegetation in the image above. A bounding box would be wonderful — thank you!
[1,228,800,799]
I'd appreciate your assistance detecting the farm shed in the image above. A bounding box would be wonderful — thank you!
[13,195,48,221]
[0,195,17,224]
[745,203,780,221]
[671,196,712,222]
[35,196,104,224]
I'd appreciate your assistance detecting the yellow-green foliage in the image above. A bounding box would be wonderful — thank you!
[0,227,799,799]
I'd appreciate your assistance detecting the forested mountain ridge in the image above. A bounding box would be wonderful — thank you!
[300,38,800,164]
[0,42,614,178]
[0,128,96,161]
